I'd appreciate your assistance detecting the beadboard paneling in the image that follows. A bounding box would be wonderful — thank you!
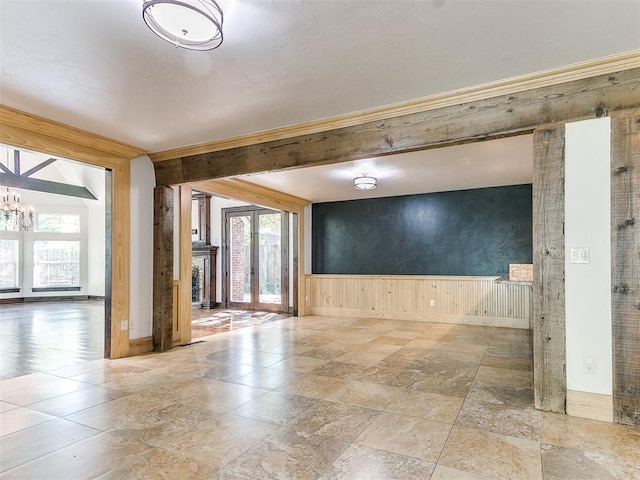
[307,275,532,329]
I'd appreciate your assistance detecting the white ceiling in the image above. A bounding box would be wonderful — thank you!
[0,0,638,201]
[239,133,533,202]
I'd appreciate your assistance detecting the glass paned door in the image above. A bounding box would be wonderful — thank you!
[258,212,281,305]
[224,208,288,312]
[228,214,252,305]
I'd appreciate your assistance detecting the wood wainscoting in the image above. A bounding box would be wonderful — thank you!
[306,275,532,329]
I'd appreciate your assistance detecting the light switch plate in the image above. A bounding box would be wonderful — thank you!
[570,247,590,264]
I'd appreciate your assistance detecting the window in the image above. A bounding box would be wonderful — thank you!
[33,240,80,288]
[35,213,80,233]
[0,239,19,288]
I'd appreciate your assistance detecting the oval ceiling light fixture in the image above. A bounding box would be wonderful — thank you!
[353,174,377,190]
[143,0,223,51]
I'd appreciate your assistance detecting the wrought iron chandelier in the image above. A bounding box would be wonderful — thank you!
[1,188,34,231]
[142,0,224,51]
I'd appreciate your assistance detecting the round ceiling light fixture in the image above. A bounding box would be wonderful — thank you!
[143,0,223,51]
[353,174,377,190]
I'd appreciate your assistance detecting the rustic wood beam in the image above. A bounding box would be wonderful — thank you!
[192,178,310,214]
[22,158,56,177]
[153,185,174,352]
[154,68,640,186]
[532,125,567,414]
[0,173,97,199]
[611,111,640,426]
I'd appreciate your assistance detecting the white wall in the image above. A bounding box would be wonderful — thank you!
[565,117,612,395]
[129,155,155,339]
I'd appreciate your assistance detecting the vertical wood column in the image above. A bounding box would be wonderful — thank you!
[532,126,567,413]
[177,185,192,345]
[153,186,174,352]
[109,160,130,358]
[611,112,640,425]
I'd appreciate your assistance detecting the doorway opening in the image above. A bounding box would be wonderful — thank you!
[223,206,289,312]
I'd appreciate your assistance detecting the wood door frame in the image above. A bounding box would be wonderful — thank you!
[222,205,289,312]
[0,106,144,359]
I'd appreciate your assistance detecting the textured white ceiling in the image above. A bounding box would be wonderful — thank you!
[239,133,534,202]
[1,0,638,153]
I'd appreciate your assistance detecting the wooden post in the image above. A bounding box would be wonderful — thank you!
[532,126,567,413]
[611,111,640,425]
[153,186,174,352]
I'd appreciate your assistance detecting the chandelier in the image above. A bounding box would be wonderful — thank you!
[142,0,224,51]
[1,188,34,231]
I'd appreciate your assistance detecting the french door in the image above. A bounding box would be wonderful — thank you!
[223,207,289,312]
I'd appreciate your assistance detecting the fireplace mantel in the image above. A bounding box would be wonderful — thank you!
[192,244,218,309]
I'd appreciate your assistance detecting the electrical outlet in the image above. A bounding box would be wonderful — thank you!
[584,356,596,374]
[430,299,436,307]
[120,320,128,331]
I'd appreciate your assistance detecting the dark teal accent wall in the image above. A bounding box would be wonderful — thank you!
[312,184,532,276]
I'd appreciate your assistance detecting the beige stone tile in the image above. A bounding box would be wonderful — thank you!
[276,373,346,399]
[0,432,152,480]
[442,341,489,356]
[430,464,493,479]
[481,354,533,371]
[67,393,214,447]
[404,338,448,350]
[302,343,360,360]
[202,362,257,381]
[439,425,543,479]
[227,367,293,390]
[334,350,391,367]
[325,381,401,410]
[355,412,451,462]
[467,381,534,409]
[163,414,279,469]
[0,372,64,393]
[269,355,328,373]
[0,378,92,406]
[541,443,640,480]
[487,342,533,359]
[44,358,115,378]
[310,361,370,380]
[457,398,540,440]
[369,335,413,346]
[27,385,130,417]
[0,407,55,437]
[142,378,268,414]
[226,427,349,480]
[386,390,464,424]
[355,343,402,355]
[474,366,533,388]
[356,365,427,388]
[0,418,100,472]
[206,468,256,480]
[288,400,379,442]
[97,448,218,480]
[540,411,640,463]
[233,390,318,425]
[320,443,435,479]
[408,373,473,398]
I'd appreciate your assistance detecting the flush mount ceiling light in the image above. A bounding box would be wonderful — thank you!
[143,0,223,51]
[353,174,377,190]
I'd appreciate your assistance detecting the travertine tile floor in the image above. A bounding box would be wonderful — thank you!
[1,316,639,479]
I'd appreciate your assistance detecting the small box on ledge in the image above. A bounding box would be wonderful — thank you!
[509,264,533,282]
